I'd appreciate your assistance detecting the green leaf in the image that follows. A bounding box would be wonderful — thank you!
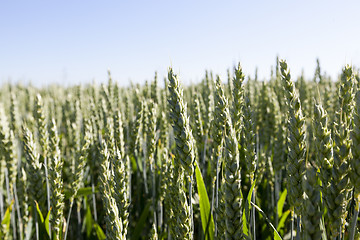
[35,201,50,240]
[0,200,14,238]
[93,223,106,240]
[243,179,256,237]
[241,187,248,236]
[64,186,99,199]
[84,198,93,238]
[251,201,282,240]
[44,208,51,237]
[130,155,138,172]
[242,211,249,236]
[276,210,290,232]
[131,201,151,240]
[35,201,44,223]
[277,189,287,218]
[195,163,214,240]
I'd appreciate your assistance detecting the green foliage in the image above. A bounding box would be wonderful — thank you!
[277,189,287,218]
[0,60,359,239]
[35,201,50,240]
[195,163,214,240]
[0,201,13,239]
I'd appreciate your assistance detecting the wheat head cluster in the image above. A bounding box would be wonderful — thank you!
[0,58,359,240]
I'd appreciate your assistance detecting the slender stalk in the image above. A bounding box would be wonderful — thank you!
[291,210,294,240]
[349,202,359,240]
[91,178,97,222]
[14,185,23,240]
[135,151,142,220]
[211,184,215,228]
[0,190,3,221]
[11,200,16,240]
[77,203,82,240]
[34,202,39,240]
[214,155,221,236]
[44,157,51,239]
[274,172,279,227]
[63,201,74,240]
[189,174,194,238]
[142,145,149,194]
[5,168,16,240]
[251,188,256,240]
[151,161,157,228]
[201,134,208,177]
[128,156,132,203]
[253,133,258,240]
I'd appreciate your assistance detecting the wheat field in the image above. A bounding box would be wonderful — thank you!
[0,58,359,240]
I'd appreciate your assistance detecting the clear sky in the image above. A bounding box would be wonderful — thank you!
[1,0,360,87]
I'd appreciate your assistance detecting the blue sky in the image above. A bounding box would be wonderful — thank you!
[1,1,359,87]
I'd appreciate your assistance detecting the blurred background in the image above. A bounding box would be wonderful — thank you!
[1,0,359,87]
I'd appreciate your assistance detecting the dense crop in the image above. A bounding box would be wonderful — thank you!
[0,58,359,239]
